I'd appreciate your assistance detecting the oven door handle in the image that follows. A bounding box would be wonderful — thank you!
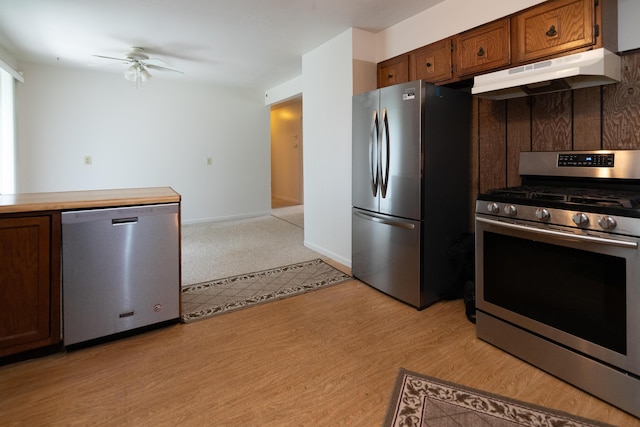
[476,217,639,249]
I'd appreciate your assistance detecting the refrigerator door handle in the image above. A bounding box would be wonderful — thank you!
[354,210,415,230]
[370,109,379,197]
[380,108,390,198]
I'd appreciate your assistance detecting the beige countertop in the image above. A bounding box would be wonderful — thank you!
[0,187,181,214]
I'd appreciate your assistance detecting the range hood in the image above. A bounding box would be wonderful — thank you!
[472,48,621,100]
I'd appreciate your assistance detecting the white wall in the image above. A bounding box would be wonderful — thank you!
[264,76,302,106]
[302,29,354,266]
[15,62,271,223]
[352,28,377,96]
[619,0,640,52]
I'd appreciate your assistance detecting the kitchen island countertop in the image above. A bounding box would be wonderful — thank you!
[0,187,181,214]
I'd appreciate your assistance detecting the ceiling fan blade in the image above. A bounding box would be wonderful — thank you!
[93,54,131,63]
[145,57,168,64]
[89,61,130,67]
[145,63,184,74]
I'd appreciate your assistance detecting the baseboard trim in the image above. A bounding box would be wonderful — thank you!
[182,211,271,225]
[304,240,351,268]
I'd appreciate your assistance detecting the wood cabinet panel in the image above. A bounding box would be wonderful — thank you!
[478,99,507,193]
[0,214,61,358]
[573,86,601,150]
[506,98,531,187]
[410,39,453,83]
[513,0,594,63]
[377,55,409,88]
[469,98,479,231]
[603,53,640,149]
[456,18,510,77]
[531,92,572,151]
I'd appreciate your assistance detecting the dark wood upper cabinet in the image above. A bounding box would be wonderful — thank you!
[375,0,616,89]
[455,18,511,77]
[512,0,617,63]
[513,0,594,63]
[377,54,409,88]
[410,39,453,83]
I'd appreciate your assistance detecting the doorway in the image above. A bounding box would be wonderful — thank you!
[270,96,303,210]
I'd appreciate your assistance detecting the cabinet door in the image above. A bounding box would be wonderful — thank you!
[456,18,511,77]
[377,54,409,88]
[0,215,60,357]
[411,39,453,83]
[513,0,594,63]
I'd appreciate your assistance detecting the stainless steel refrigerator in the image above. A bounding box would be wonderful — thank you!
[352,80,471,309]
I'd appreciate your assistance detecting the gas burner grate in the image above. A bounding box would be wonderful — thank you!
[567,196,633,208]
[482,185,640,212]
[530,192,567,202]
[487,189,530,198]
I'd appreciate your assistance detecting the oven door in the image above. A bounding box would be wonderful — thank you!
[476,214,640,376]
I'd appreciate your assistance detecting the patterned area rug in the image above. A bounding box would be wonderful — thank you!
[181,259,351,323]
[383,369,615,427]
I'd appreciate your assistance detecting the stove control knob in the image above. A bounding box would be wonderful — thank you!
[572,212,589,227]
[504,205,517,216]
[598,216,617,230]
[535,208,550,221]
[487,202,500,214]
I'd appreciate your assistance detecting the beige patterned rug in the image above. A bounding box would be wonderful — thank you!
[181,259,351,323]
[384,369,615,427]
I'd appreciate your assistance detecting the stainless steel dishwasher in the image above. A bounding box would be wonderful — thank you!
[62,203,180,347]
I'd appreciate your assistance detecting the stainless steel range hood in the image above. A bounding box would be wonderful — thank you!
[472,48,621,100]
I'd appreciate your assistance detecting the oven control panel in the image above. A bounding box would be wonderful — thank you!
[557,153,614,167]
[475,200,639,237]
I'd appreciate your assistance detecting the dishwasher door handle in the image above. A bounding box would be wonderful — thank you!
[112,217,138,225]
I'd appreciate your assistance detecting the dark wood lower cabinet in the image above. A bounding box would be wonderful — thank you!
[0,212,61,358]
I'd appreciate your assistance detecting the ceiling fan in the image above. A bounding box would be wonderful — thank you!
[93,47,184,87]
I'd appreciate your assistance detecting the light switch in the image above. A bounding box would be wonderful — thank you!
[84,156,92,165]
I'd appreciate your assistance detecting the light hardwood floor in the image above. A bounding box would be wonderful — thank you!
[1,264,638,426]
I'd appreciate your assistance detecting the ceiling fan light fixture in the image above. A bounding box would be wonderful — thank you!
[124,64,138,81]
[93,47,181,88]
[140,67,152,82]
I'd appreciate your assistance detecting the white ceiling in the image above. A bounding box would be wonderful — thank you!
[0,0,446,90]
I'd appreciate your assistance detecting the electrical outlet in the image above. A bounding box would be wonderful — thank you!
[84,155,92,166]
[207,157,213,166]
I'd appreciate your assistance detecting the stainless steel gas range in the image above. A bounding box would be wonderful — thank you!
[475,150,640,418]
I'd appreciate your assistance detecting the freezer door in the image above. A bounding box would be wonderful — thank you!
[352,89,380,212]
[378,81,422,220]
[352,208,421,307]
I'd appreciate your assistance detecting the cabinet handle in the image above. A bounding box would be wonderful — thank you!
[546,25,557,37]
[387,74,393,79]
[425,62,432,67]
[477,47,485,57]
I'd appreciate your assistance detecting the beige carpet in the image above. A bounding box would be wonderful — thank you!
[270,204,304,228]
[181,259,351,323]
[181,211,318,286]
[384,369,615,427]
